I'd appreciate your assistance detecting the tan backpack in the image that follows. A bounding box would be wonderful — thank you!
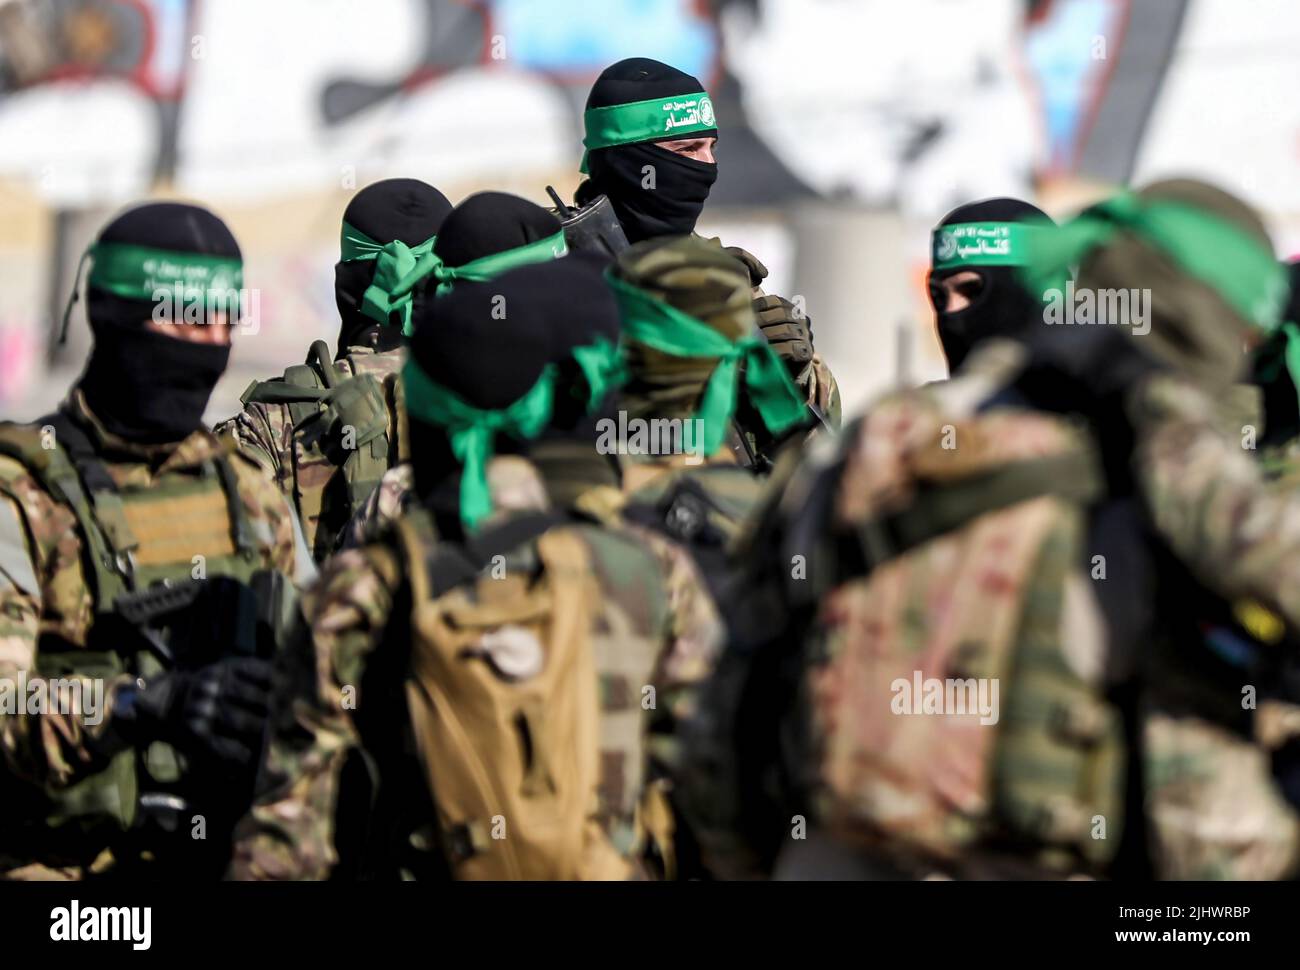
[393,509,662,880]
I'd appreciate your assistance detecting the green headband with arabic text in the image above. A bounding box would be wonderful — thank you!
[581,92,717,173]
[60,241,245,341]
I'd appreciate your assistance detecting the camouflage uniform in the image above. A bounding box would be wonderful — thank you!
[228,454,722,879]
[0,391,315,880]
[216,344,406,560]
[1128,373,1300,878]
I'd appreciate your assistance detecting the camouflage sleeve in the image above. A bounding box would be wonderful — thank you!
[229,452,317,588]
[1132,373,1300,628]
[336,463,414,552]
[623,526,724,776]
[215,400,289,487]
[0,469,131,790]
[228,544,400,880]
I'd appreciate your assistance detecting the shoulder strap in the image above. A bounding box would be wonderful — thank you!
[834,448,1106,586]
[0,415,134,606]
[394,508,574,605]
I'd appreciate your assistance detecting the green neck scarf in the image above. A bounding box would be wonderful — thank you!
[580,92,716,173]
[1021,192,1287,333]
[433,230,569,295]
[402,358,557,531]
[61,242,244,341]
[340,222,441,336]
[606,272,807,454]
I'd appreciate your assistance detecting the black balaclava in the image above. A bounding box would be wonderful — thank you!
[578,57,718,243]
[336,178,452,353]
[404,257,623,538]
[928,198,1057,373]
[77,202,240,445]
[432,191,562,269]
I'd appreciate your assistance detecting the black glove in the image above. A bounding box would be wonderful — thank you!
[115,657,274,771]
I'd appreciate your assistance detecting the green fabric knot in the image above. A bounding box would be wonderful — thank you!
[607,271,807,454]
[402,358,557,531]
[341,222,441,336]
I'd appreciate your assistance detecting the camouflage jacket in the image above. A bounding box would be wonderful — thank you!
[229,455,723,880]
[215,344,406,560]
[1129,373,1300,878]
[0,391,315,879]
[1133,373,1300,629]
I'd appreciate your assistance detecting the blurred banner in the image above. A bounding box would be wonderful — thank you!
[1,0,1297,419]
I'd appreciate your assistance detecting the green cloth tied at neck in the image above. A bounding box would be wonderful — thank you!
[433,230,569,295]
[402,357,556,531]
[340,221,441,336]
[1021,192,1288,333]
[607,272,807,454]
[580,92,717,173]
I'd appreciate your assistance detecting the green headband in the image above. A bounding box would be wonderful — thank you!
[433,230,569,295]
[1021,192,1287,332]
[86,241,243,303]
[606,272,807,454]
[340,221,441,337]
[59,241,245,342]
[402,357,556,531]
[580,92,716,173]
[932,223,1048,270]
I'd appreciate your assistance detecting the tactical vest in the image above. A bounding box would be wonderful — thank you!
[389,507,676,879]
[0,412,265,862]
[239,341,399,559]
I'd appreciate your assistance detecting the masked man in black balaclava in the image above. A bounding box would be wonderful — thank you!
[329,190,576,548]
[0,201,316,880]
[562,57,840,438]
[218,177,453,559]
[928,197,1060,375]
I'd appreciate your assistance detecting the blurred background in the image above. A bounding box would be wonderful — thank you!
[0,0,1297,423]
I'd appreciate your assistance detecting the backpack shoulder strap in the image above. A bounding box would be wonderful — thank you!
[835,448,1106,585]
[394,508,573,605]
